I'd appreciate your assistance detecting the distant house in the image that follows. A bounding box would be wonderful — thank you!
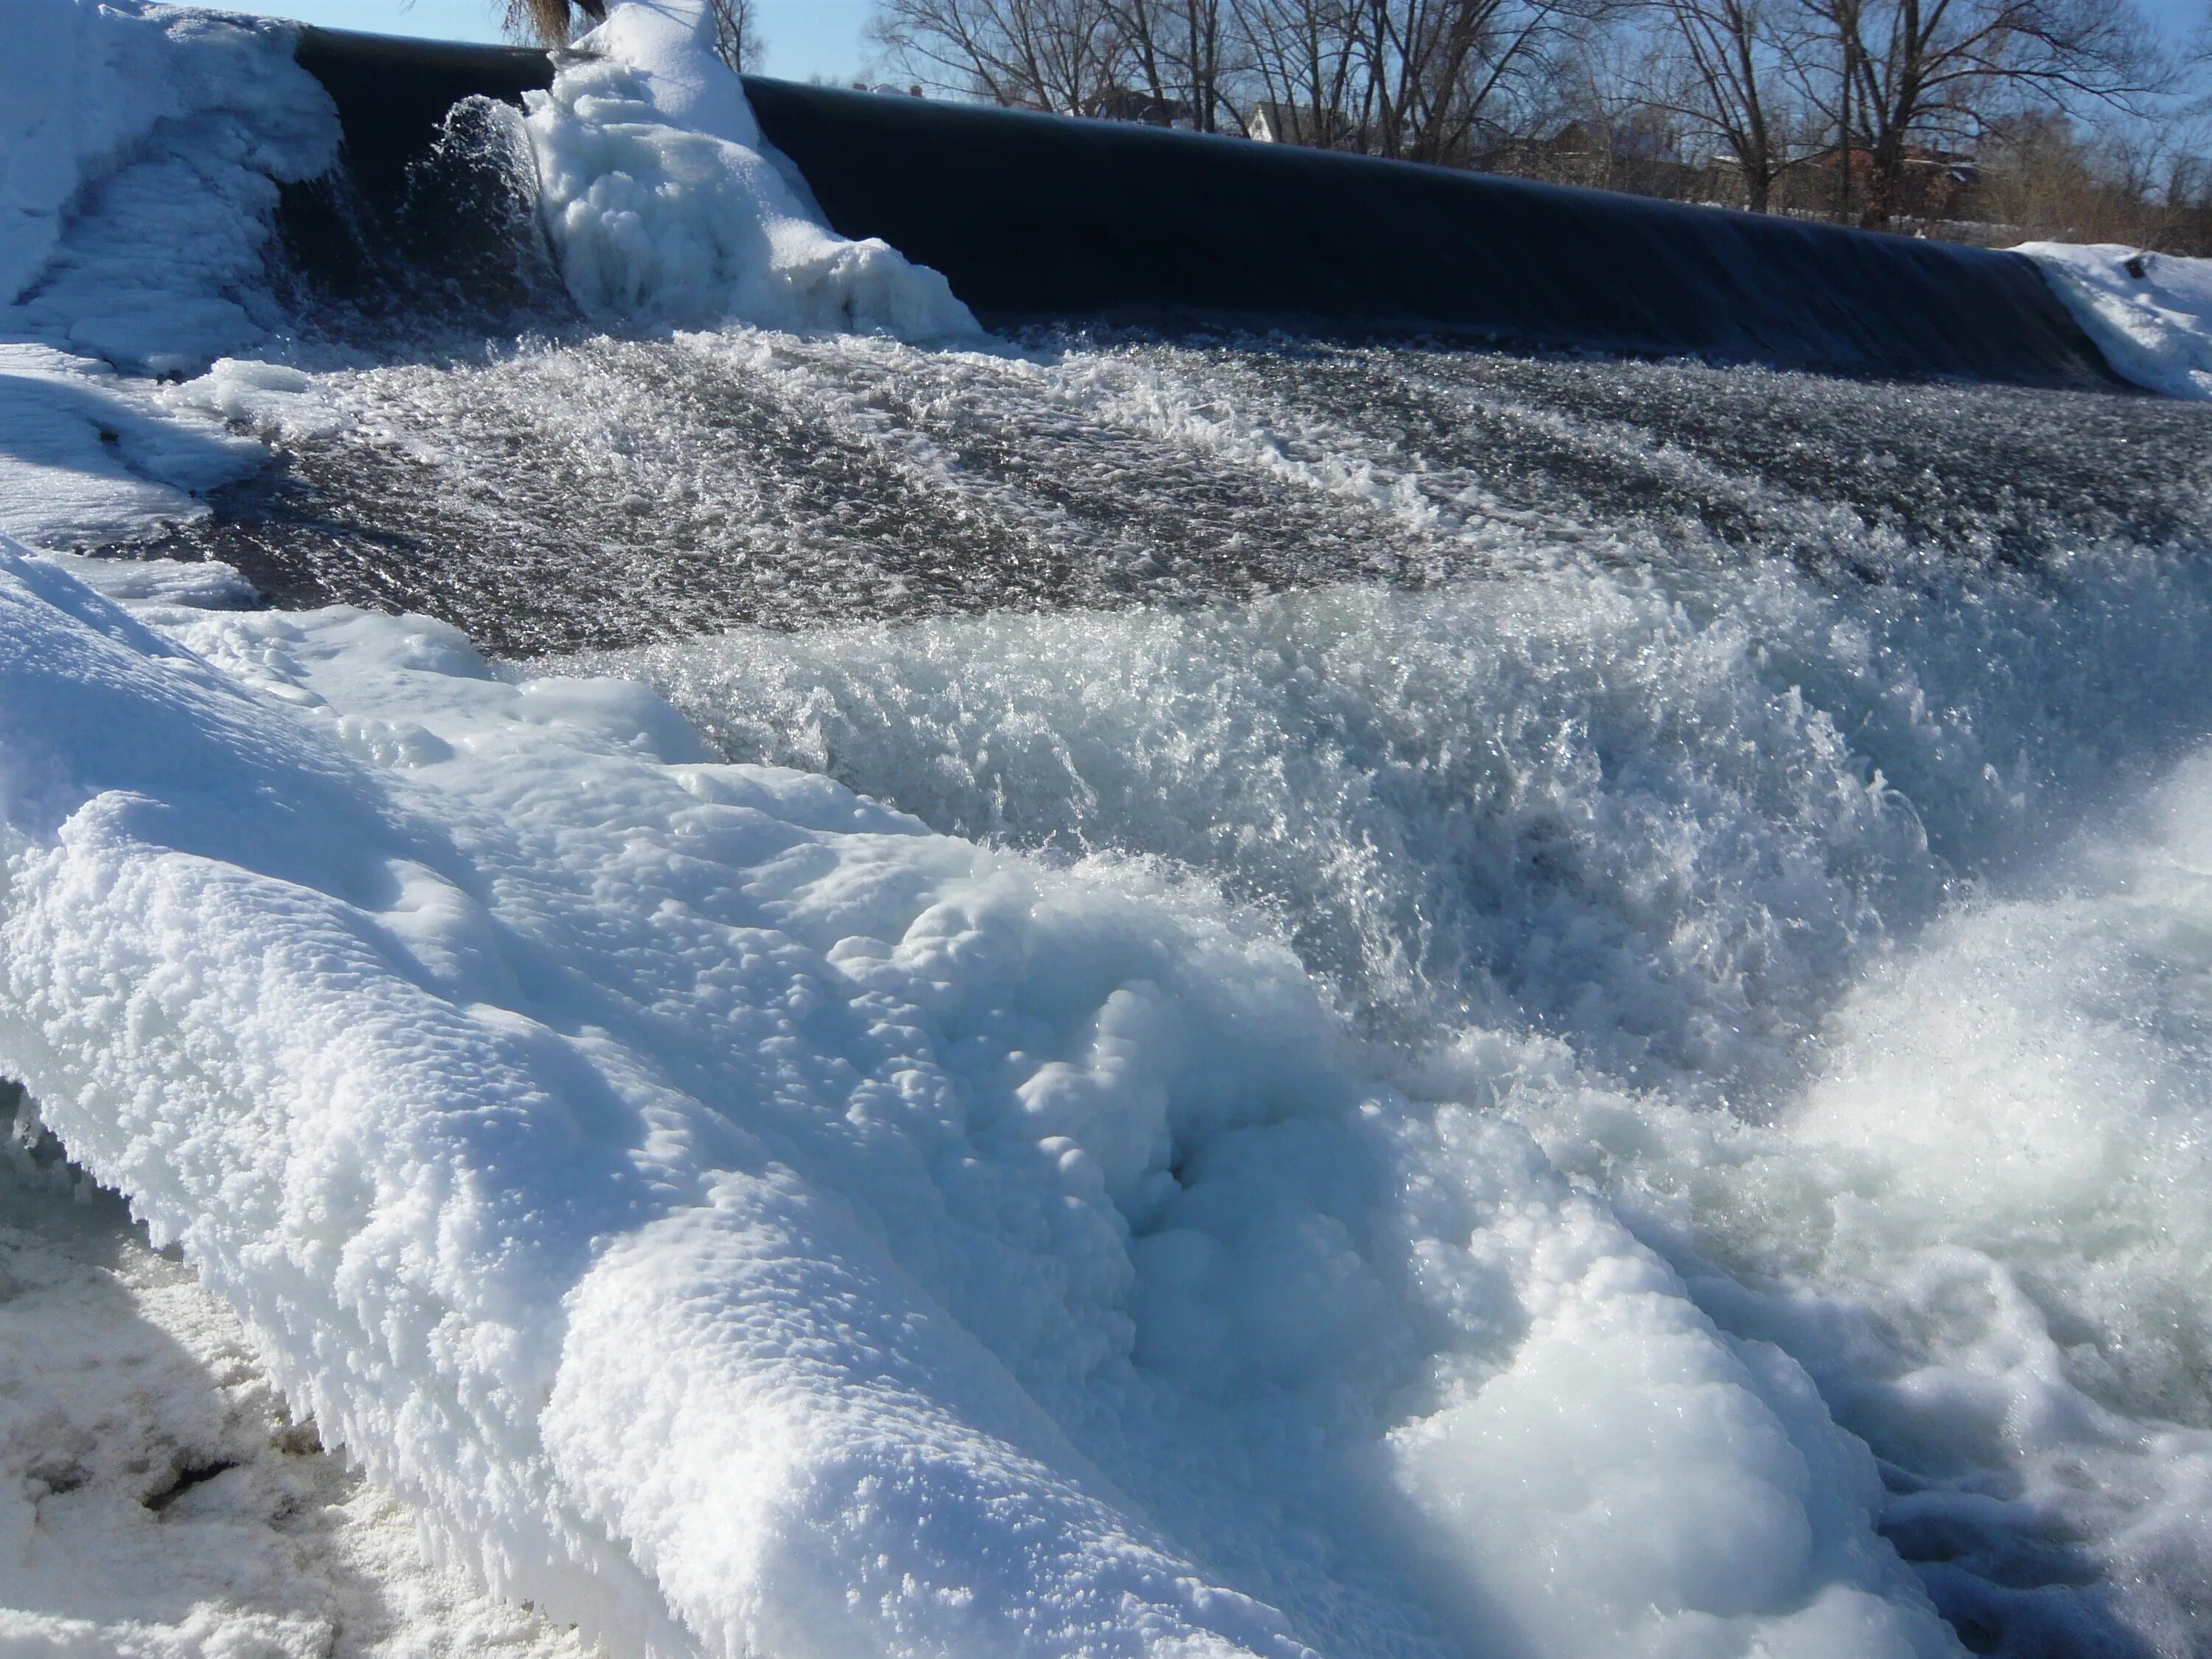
[1245,100,1367,150]
[1805,144,1978,220]
[1088,88,1196,128]
[1245,100,1308,145]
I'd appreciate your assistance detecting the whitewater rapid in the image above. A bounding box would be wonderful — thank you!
[6,2,2212,1658]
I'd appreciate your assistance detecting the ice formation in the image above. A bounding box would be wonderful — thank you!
[2017,241,2212,398]
[0,540,1969,1658]
[522,0,978,339]
[0,0,336,375]
[0,342,268,548]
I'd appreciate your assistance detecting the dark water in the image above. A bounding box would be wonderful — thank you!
[129,324,2211,658]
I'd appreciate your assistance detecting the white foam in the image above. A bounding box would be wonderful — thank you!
[0,8,2202,1649]
[1520,745,2212,1652]
[0,544,1959,1659]
[2017,242,2212,399]
[585,521,2212,1654]
[166,354,352,443]
[522,0,978,339]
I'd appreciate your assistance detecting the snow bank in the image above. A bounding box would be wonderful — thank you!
[2017,242,2212,399]
[524,0,978,339]
[0,0,337,377]
[0,1089,592,1659]
[0,543,1958,1659]
[0,0,339,546]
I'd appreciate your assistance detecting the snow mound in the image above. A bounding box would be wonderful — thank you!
[0,0,340,547]
[525,0,978,339]
[2017,242,2212,399]
[0,0,337,378]
[0,543,1957,1659]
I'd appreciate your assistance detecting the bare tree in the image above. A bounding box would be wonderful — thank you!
[500,0,584,46]
[1101,0,1238,130]
[1226,0,1601,160]
[872,0,1127,111]
[706,0,765,72]
[1228,0,1371,145]
[858,0,2200,248]
[1632,0,1800,208]
[1798,0,2165,228]
[1343,0,1598,162]
[498,0,759,70]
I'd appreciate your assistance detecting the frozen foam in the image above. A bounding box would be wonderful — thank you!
[0,543,1963,1659]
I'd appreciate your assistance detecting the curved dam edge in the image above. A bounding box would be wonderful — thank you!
[293,27,2125,389]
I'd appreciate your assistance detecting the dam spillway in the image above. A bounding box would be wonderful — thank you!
[290,25,2118,388]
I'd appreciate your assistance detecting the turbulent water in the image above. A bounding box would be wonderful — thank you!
[148,327,2211,650]
[106,313,2212,1656]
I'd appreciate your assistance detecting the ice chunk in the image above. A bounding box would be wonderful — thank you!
[524,0,978,340]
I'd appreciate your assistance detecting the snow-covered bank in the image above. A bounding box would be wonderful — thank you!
[0,1087,591,1659]
[0,543,1963,1659]
[2017,242,2212,399]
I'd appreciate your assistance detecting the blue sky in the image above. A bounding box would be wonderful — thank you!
[192,0,880,82]
[175,0,2202,90]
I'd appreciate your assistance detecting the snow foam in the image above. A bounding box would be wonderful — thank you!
[522,1,978,340]
[582,517,2212,1654]
[1522,745,2212,1652]
[2017,242,2212,400]
[0,542,1961,1659]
